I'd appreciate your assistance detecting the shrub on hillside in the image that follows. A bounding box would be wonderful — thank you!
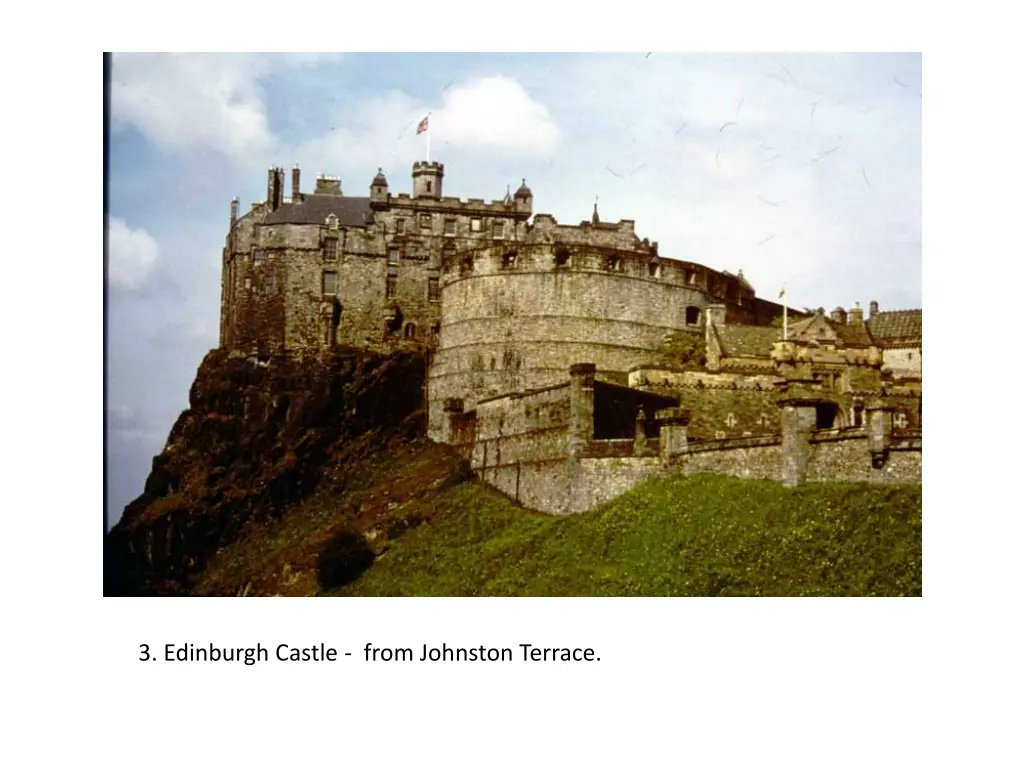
[317,526,375,589]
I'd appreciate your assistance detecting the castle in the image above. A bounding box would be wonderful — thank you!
[221,160,922,514]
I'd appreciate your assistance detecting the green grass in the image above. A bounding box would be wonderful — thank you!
[338,473,921,597]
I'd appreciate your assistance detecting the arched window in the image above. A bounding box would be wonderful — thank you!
[404,322,417,339]
[685,306,701,325]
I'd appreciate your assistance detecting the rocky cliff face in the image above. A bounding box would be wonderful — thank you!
[105,346,428,595]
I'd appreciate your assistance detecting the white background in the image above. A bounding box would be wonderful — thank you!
[4,2,1023,766]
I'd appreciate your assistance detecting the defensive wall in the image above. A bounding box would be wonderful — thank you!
[441,362,921,515]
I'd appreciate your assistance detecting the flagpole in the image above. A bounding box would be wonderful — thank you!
[783,283,788,341]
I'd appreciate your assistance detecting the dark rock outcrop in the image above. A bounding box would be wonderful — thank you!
[105,346,427,595]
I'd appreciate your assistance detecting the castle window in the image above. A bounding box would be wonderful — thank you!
[404,322,417,339]
[322,271,337,295]
[461,256,474,275]
[419,213,431,231]
[470,218,482,232]
[386,275,397,298]
[428,277,440,302]
[555,248,570,268]
[894,412,908,429]
[686,269,697,285]
[388,246,400,265]
[606,255,622,271]
[396,218,406,234]
[493,221,505,239]
[815,404,837,430]
[323,239,337,261]
[426,181,432,193]
[685,306,701,325]
[502,251,518,269]
[648,261,661,278]
[725,413,737,427]
[252,249,263,264]
[244,277,252,290]
[444,218,456,236]
[264,273,278,295]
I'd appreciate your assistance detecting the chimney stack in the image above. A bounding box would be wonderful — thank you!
[266,166,285,210]
[230,196,239,224]
[848,301,864,324]
[830,306,847,324]
[292,165,301,201]
[869,300,879,318]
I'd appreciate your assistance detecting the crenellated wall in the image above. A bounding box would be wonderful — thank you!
[438,362,921,516]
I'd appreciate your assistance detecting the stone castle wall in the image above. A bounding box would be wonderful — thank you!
[439,360,921,515]
[628,367,781,439]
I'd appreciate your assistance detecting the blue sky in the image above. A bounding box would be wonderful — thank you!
[106,52,921,526]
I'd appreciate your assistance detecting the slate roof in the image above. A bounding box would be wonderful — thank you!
[831,319,873,347]
[717,325,781,357]
[867,310,922,345]
[787,315,874,348]
[262,195,373,227]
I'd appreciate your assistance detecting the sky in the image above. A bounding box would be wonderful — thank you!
[106,52,921,526]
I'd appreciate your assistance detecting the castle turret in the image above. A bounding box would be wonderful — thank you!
[370,167,389,207]
[514,178,533,215]
[412,161,443,199]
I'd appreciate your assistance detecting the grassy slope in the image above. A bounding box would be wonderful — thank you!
[339,474,921,597]
[193,440,920,597]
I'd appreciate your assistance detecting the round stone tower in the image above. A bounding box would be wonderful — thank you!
[426,241,711,439]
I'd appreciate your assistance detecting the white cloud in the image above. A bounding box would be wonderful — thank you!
[108,217,159,290]
[111,53,274,160]
[431,76,560,155]
[110,53,345,161]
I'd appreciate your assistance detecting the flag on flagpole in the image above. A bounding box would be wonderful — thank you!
[416,116,429,135]
[779,283,788,340]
